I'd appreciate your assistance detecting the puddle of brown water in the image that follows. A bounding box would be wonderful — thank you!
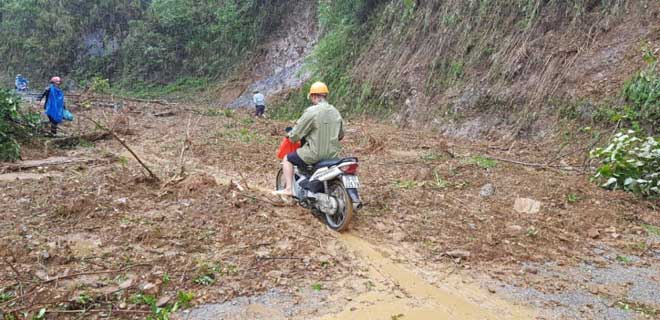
[319,233,534,320]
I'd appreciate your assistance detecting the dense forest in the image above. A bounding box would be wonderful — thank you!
[0,0,292,86]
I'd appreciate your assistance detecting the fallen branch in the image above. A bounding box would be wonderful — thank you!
[0,264,152,308]
[177,116,194,177]
[256,256,303,261]
[85,117,160,182]
[41,263,152,284]
[45,309,151,315]
[487,155,585,172]
[46,309,151,315]
[1,256,23,281]
[110,131,160,182]
[153,111,177,117]
[1,157,99,173]
[91,101,122,110]
[237,191,288,207]
[50,132,111,147]
[119,96,176,106]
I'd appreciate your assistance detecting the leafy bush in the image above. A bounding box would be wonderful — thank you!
[0,89,41,162]
[87,76,110,94]
[590,130,660,196]
[621,45,659,129]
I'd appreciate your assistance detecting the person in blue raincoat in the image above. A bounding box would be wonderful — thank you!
[15,74,29,92]
[38,76,66,135]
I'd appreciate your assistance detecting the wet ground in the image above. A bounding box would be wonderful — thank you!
[1,100,658,319]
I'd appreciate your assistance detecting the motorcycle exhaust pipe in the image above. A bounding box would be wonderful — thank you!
[346,188,362,210]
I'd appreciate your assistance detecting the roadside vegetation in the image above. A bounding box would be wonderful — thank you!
[590,46,659,197]
[0,90,40,161]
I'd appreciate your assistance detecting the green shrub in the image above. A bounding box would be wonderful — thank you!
[0,89,40,162]
[621,45,659,129]
[590,130,660,196]
[87,76,110,94]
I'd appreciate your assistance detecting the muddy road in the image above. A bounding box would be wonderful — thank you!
[1,100,658,319]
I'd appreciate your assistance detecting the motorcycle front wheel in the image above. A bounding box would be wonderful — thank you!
[325,180,354,232]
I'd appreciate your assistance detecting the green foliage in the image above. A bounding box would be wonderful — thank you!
[192,261,237,286]
[131,291,195,320]
[273,0,395,119]
[622,45,659,128]
[32,309,46,320]
[590,130,660,197]
[566,193,581,203]
[311,283,323,292]
[391,314,405,320]
[0,289,14,303]
[614,300,658,318]
[0,0,146,82]
[0,0,287,89]
[86,76,111,94]
[420,151,444,161]
[642,223,660,236]
[464,155,498,169]
[526,226,539,238]
[394,179,422,189]
[193,274,216,286]
[0,90,41,162]
[615,255,633,264]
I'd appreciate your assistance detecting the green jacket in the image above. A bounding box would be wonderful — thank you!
[288,101,345,164]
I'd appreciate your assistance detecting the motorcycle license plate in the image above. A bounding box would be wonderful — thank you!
[342,175,361,189]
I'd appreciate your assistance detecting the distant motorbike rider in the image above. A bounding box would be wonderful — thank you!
[273,81,345,197]
[38,76,66,135]
[15,74,28,92]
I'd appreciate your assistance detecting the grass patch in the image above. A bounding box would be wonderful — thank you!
[615,255,633,264]
[203,108,234,118]
[420,151,445,162]
[394,179,423,189]
[566,193,581,203]
[615,300,658,317]
[641,224,660,236]
[463,155,498,169]
[311,283,323,292]
[114,77,210,100]
[217,128,261,144]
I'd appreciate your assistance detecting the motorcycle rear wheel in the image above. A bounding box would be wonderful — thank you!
[325,180,354,232]
[275,168,286,191]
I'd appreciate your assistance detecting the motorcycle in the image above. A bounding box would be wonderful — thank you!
[275,157,362,231]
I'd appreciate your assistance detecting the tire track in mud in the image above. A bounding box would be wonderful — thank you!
[194,165,535,319]
[323,233,533,320]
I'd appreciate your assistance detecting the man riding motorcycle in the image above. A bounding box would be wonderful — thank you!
[273,81,345,197]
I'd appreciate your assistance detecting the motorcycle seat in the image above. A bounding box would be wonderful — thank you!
[313,157,358,169]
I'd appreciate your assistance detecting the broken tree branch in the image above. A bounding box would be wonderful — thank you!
[487,155,585,172]
[41,263,152,284]
[2,256,23,281]
[0,157,101,173]
[110,130,160,182]
[84,116,160,182]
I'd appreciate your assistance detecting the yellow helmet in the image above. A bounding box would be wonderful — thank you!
[308,81,329,99]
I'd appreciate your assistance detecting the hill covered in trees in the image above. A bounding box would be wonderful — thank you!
[1,0,657,136]
[0,0,291,86]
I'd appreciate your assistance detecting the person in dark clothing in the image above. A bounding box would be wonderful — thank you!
[38,76,65,135]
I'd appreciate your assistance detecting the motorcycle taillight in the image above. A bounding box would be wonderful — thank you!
[340,163,359,174]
